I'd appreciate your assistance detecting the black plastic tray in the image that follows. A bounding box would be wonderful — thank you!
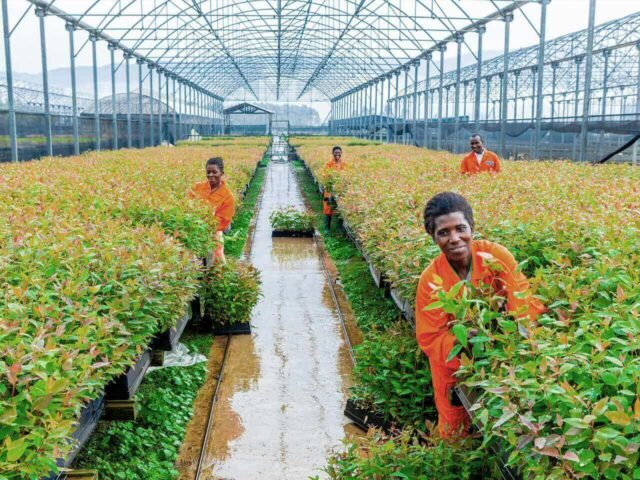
[104,350,151,400]
[211,320,252,336]
[272,230,315,238]
[149,310,191,351]
[344,398,393,432]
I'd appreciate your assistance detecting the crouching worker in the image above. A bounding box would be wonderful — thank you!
[323,145,346,234]
[415,192,544,438]
[190,157,235,263]
[460,134,501,174]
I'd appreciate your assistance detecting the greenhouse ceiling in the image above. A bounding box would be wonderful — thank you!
[26,0,531,101]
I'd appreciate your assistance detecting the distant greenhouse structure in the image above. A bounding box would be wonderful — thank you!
[0,1,638,163]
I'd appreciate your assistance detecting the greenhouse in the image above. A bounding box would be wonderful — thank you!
[1,1,639,480]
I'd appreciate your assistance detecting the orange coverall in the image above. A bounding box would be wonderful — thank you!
[323,159,346,215]
[415,239,544,437]
[190,179,236,259]
[460,150,501,174]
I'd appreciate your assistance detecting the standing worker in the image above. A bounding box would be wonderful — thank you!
[323,146,346,234]
[190,157,236,263]
[415,192,544,437]
[460,134,501,174]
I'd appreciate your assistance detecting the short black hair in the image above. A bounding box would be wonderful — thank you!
[332,146,342,153]
[470,133,483,142]
[423,192,474,236]
[206,157,224,172]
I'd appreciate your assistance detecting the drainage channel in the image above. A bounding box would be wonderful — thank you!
[195,140,356,479]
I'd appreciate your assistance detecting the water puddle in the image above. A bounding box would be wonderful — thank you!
[197,153,355,479]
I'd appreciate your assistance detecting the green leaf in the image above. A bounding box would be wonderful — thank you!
[6,438,28,462]
[446,344,463,363]
[451,324,468,348]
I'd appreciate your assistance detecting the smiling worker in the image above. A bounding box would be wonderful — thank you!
[415,192,544,438]
[190,157,235,262]
[460,134,501,174]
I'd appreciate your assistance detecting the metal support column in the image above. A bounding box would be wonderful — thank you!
[91,35,101,150]
[486,77,492,122]
[157,68,163,143]
[499,14,513,158]
[36,7,52,157]
[386,75,392,142]
[137,59,144,148]
[1,0,17,161]
[125,53,132,148]
[165,72,170,139]
[394,71,400,143]
[402,66,409,144]
[379,77,385,141]
[64,22,80,155]
[533,0,549,159]
[423,54,431,148]
[454,34,464,153]
[172,77,177,143]
[513,70,520,122]
[373,81,378,140]
[412,62,419,145]
[108,43,118,150]
[598,49,612,157]
[633,44,640,165]
[437,44,446,150]
[149,64,155,145]
[579,0,597,162]
[474,26,486,131]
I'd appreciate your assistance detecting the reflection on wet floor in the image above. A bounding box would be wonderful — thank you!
[203,159,355,479]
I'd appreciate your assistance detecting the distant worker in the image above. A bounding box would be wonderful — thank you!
[415,192,544,438]
[323,146,346,234]
[190,157,236,263]
[460,134,501,174]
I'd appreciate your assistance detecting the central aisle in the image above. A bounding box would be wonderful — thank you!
[202,156,354,479]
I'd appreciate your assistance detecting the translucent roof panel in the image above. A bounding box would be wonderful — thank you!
[32,0,529,101]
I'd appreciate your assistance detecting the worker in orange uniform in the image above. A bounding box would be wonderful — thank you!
[415,192,544,438]
[323,146,346,234]
[190,157,235,263]
[460,134,501,174]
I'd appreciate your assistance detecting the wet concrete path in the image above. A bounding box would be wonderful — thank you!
[200,149,354,479]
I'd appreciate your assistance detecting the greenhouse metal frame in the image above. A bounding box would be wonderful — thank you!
[0,0,638,162]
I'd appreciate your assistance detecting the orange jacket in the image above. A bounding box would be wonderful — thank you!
[415,240,544,437]
[323,159,346,216]
[190,179,236,232]
[460,150,501,174]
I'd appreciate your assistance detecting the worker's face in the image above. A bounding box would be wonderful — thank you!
[433,212,473,266]
[470,137,484,154]
[333,149,342,162]
[206,164,223,189]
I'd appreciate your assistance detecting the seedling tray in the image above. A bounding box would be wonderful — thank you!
[211,320,252,336]
[104,350,151,400]
[42,396,105,479]
[271,229,315,238]
[149,310,191,351]
[344,398,393,433]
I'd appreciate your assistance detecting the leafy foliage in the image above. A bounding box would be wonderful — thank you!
[294,136,640,479]
[201,258,262,325]
[269,205,314,232]
[73,333,213,480]
[0,140,268,479]
[350,323,436,427]
[313,430,491,480]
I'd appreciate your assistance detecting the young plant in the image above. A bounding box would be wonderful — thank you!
[200,258,262,325]
[315,429,491,480]
[350,322,436,428]
[269,205,314,232]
